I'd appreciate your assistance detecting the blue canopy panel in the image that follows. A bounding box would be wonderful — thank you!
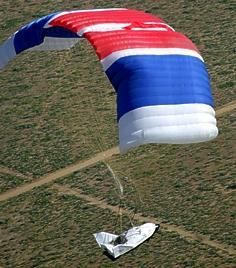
[106,54,214,120]
[13,14,79,54]
[105,54,217,152]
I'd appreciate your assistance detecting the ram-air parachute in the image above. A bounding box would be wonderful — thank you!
[0,8,218,153]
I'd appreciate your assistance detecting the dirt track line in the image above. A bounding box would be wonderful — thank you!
[0,101,236,203]
[216,100,236,116]
[52,184,236,257]
[0,147,119,202]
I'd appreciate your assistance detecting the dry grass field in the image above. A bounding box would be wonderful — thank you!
[0,0,235,267]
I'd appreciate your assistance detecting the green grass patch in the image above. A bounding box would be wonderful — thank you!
[0,0,235,267]
[0,187,235,267]
[0,173,32,193]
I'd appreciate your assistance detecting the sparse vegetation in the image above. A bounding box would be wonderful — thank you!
[0,0,235,267]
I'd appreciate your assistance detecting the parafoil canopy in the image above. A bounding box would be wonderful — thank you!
[0,8,218,153]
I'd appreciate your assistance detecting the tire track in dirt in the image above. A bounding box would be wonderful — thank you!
[216,100,236,116]
[0,147,119,202]
[0,100,235,202]
[52,184,236,257]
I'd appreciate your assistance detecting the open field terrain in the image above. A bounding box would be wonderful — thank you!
[0,186,235,268]
[0,0,235,267]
